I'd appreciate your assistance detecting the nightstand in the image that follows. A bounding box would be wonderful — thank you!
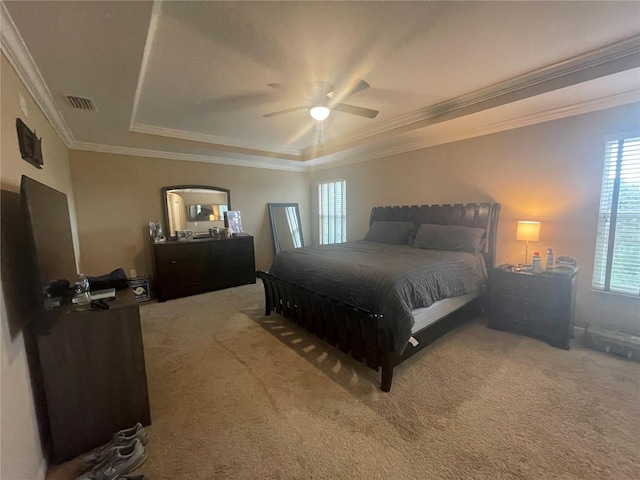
[489,268,578,349]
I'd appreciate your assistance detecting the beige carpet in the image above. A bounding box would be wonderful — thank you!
[48,283,639,480]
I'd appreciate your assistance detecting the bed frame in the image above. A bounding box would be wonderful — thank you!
[257,202,501,392]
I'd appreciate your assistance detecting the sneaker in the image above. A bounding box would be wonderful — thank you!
[81,423,148,465]
[76,439,147,480]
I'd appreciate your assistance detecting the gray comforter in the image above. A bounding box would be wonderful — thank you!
[269,240,488,352]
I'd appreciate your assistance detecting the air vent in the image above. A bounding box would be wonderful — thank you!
[65,95,96,111]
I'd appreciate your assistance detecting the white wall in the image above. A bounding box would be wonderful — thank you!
[1,53,79,480]
[311,103,640,334]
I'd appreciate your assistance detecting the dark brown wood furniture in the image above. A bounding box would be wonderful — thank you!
[489,268,578,349]
[257,203,501,392]
[153,236,256,302]
[35,289,150,464]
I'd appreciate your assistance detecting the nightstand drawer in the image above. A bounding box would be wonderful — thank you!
[492,301,559,326]
[494,290,563,315]
[493,272,560,296]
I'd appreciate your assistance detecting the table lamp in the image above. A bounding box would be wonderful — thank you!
[516,221,541,265]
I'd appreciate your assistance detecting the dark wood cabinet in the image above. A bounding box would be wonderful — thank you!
[35,290,150,464]
[490,268,577,349]
[153,236,256,301]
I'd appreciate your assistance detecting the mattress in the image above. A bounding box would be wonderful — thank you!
[411,290,478,334]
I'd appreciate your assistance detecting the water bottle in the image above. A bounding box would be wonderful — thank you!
[546,248,554,272]
[532,252,543,273]
[75,273,91,305]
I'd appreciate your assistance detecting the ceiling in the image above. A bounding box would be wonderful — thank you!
[2,1,639,171]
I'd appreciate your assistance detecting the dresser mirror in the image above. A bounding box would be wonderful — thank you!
[162,185,231,238]
[268,203,303,254]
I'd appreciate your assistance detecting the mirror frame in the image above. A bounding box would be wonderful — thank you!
[268,202,304,255]
[162,185,231,239]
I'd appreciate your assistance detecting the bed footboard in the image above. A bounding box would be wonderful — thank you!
[257,271,397,391]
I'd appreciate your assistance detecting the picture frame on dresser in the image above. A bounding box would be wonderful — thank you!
[225,210,243,233]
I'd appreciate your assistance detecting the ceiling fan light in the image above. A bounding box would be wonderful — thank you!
[309,105,330,121]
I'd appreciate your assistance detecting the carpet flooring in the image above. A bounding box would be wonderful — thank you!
[48,283,639,480]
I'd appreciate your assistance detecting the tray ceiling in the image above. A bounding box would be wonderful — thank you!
[2,1,639,171]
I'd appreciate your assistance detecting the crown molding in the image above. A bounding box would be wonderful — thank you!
[305,34,640,159]
[129,123,301,158]
[72,90,639,174]
[308,90,640,172]
[71,141,309,172]
[0,0,75,147]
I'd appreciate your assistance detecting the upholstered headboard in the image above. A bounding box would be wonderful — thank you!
[369,203,501,271]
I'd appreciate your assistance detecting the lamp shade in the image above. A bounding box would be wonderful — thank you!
[309,105,330,121]
[516,221,541,241]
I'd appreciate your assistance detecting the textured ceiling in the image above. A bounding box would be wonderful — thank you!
[2,1,640,170]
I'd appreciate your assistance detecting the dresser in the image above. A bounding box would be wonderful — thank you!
[489,268,578,349]
[35,289,150,464]
[153,236,256,301]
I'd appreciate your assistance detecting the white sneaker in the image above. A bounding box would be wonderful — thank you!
[81,423,148,465]
[76,439,146,480]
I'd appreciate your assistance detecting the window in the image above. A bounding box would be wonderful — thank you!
[592,135,640,296]
[318,179,346,244]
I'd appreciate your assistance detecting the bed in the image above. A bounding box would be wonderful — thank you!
[257,202,501,392]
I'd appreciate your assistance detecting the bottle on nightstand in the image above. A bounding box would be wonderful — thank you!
[546,248,554,272]
[532,252,543,273]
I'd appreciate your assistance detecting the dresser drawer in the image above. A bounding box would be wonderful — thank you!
[156,257,208,277]
[209,236,254,258]
[154,242,210,263]
[157,277,210,300]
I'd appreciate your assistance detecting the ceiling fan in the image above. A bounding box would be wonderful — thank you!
[263,79,379,121]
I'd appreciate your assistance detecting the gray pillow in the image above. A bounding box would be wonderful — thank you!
[413,224,485,252]
[364,221,414,245]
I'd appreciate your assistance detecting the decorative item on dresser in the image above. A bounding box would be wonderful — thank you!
[152,236,256,302]
[489,266,578,349]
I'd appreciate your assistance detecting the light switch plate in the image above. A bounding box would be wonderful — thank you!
[19,93,28,117]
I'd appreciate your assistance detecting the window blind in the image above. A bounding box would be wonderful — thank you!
[592,136,640,296]
[318,180,346,244]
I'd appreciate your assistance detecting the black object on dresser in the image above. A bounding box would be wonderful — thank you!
[153,236,256,302]
[35,289,151,464]
[490,268,578,349]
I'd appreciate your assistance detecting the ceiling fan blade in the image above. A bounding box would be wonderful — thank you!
[263,106,308,118]
[346,79,370,96]
[332,103,379,119]
[328,79,370,101]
